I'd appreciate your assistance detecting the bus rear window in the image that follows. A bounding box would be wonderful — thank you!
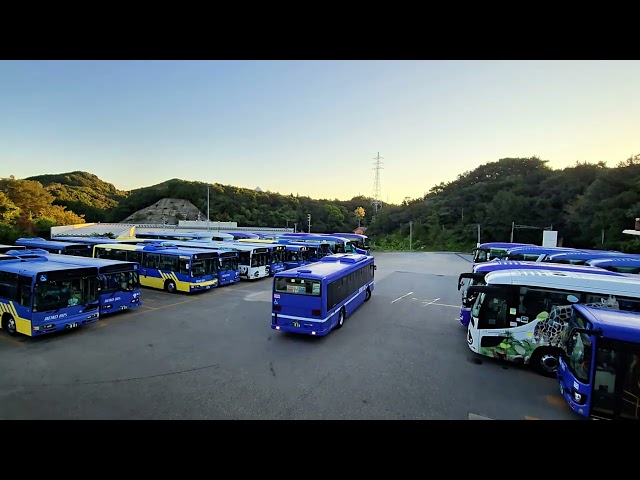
[275,277,321,296]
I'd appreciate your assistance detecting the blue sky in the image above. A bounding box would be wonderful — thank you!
[1,60,639,205]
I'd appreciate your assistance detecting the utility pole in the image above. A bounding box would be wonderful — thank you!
[207,186,210,231]
[294,223,298,233]
[510,221,515,243]
[477,224,481,247]
[307,214,311,233]
[409,221,413,252]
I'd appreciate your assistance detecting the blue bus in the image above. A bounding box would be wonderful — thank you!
[457,260,626,327]
[93,243,218,293]
[0,244,25,254]
[558,304,640,420]
[503,245,578,262]
[274,239,333,261]
[15,237,93,257]
[221,231,260,240]
[132,240,241,286]
[135,230,234,242]
[471,242,533,267]
[271,253,376,336]
[279,234,365,255]
[586,257,640,275]
[0,253,100,337]
[281,244,311,270]
[9,249,142,315]
[331,233,371,252]
[542,251,637,265]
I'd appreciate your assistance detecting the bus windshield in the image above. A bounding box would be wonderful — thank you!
[566,327,592,383]
[34,277,96,312]
[190,257,217,277]
[102,271,139,294]
[220,256,238,271]
[274,277,321,296]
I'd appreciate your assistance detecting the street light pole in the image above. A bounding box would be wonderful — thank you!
[409,221,413,252]
[510,222,515,243]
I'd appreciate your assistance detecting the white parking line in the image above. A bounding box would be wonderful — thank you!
[391,292,414,304]
[422,297,441,306]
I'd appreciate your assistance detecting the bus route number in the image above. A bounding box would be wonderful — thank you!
[65,322,79,330]
[291,321,300,327]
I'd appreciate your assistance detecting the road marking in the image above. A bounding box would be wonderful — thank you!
[432,302,461,308]
[422,298,441,306]
[468,413,493,420]
[391,292,414,304]
[525,416,541,420]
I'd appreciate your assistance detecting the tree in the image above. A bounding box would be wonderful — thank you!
[354,206,366,227]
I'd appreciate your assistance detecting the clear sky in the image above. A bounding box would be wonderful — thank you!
[1,60,639,205]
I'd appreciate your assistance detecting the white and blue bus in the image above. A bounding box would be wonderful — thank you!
[457,260,626,327]
[271,253,376,336]
[465,269,640,376]
[586,257,640,275]
[558,304,640,420]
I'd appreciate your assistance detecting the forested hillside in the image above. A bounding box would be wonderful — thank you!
[2,155,640,253]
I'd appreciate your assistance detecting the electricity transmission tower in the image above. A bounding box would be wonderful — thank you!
[371,152,383,213]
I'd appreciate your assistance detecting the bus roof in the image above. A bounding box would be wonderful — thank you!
[17,251,140,271]
[331,233,368,238]
[574,304,640,343]
[483,269,640,297]
[275,253,371,281]
[94,243,221,256]
[473,260,624,276]
[0,256,99,276]
[587,257,640,268]
[15,237,92,249]
[506,245,578,255]
[474,242,532,250]
[544,251,635,261]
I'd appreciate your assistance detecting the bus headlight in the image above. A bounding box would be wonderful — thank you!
[572,390,586,405]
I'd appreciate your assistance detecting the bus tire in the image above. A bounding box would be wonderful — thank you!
[2,314,17,337]
[165,279,177,294]
[335,308,345,329]
[364,287,371,302]
[530,347,561,377]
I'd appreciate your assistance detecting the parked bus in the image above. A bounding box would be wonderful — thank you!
[471,242,533,267]
[503,245,578,262]
[93,243,218,293]
[0,253,100,337]
[279,234,364,255]
[281,244,311,270]
[457,260,625,327]
[239,238,330,263]
[177,240,270,280]
[331,233,371,252]
[135,231,234,242]
[465,269,640,376]
[542,250,636,265]
[15,237,93,257]
[9,249,142,315]
[51,236,143,245]
[274,239,333,261]
[271,253,376,336]
[586,257,640,275]
[221,231,260,240]
[234,241,286,275]
[0,244,25,253]
[558,304,640,420]
[131,240,240,286]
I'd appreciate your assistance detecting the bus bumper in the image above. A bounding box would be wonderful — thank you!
[271,314,331,336]
[557,358,590,418]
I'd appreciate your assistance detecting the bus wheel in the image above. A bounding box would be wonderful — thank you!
[336,308,346,329]
[2,315,17,337]
[364,287,371,302]
[530,347,560,377]
[165,280,177,293]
